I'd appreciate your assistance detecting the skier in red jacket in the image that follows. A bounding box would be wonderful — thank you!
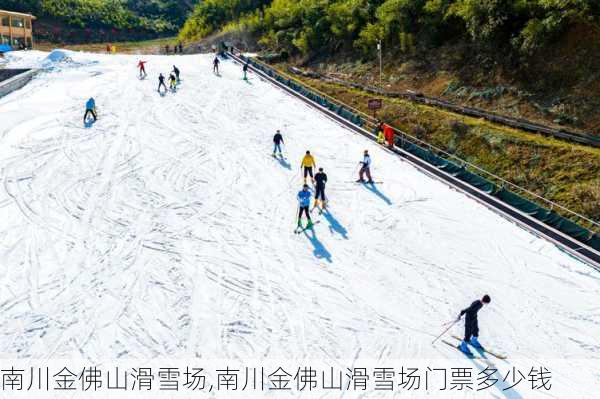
[137,60,147,79]
[383,123,395,148]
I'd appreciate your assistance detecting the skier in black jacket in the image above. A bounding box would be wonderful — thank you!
[158,73,167,93]
[314,168,328,210]
[457,294,491,355]
[213,57,220,74]
[273,130,284,157]
[243,62,249,80]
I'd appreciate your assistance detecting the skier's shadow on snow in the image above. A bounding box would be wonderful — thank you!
[84,119,96,128]
[322,210,348,239]
[303,230,332,263]
[363,183,392,205]
[276,157,291,170]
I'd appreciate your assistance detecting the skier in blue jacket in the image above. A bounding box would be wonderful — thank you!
[297,184,313,229]
[83,98,97,123]
[457,294,491,355]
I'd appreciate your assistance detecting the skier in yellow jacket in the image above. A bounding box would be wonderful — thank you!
[301,150,316,184]
[375,121,385,144]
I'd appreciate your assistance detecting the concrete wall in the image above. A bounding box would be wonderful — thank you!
[0,68,37,99]
[0,68,29,81]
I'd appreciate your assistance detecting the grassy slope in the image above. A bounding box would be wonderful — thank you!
[306,24,600,137]
[272,64,600,228]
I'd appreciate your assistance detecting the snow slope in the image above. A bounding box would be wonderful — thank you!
[0,50,599,398]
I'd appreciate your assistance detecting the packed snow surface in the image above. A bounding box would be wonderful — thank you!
[0,50,599,398]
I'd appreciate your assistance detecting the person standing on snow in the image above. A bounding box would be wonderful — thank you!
[213,57,220,74]
[383,123,395,148]
[83,97,97,123]
[357,150,373,183]
[243,62,249,80]
[168,73,177,90]
[314,168,328,211]
[457,295,491,355]
[273,130,284,157]
[297,184,313,230]
[137,60,147,78]
[301,151,316,184]
[375,121,385,144]
[172,65,180,81]
[158,73,167,93]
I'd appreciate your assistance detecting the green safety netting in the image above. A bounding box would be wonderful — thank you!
[494,190,595,244]
[495,189,542,216]
[399,143,496,193]
[399,134,597,250]
[590,235,600,250]
[236,53,598,252]
[456,170,497,194]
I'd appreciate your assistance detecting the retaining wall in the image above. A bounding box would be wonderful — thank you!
[0,69,38,99]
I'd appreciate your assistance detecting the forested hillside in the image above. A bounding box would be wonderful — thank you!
[179,0,599,59]
[0,0,199,41]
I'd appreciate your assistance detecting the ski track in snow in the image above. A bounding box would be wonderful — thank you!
[0,50,599,397]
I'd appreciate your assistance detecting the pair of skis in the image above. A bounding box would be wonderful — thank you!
[294,220,320,234]
[441,335,506,360]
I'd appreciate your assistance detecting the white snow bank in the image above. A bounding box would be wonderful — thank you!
[45,49,70,63]
[41,49,98,71]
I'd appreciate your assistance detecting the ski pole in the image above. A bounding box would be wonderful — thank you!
[432,318,459,344]
[294,204,300,229]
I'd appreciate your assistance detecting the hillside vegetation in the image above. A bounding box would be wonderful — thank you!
[0,0,199,40]
[180,0,599,59]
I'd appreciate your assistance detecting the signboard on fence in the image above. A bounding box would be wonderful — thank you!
[368,99,382,110]
[368,99,382,118]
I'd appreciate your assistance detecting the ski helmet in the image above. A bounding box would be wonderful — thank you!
[482,295,491,304]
